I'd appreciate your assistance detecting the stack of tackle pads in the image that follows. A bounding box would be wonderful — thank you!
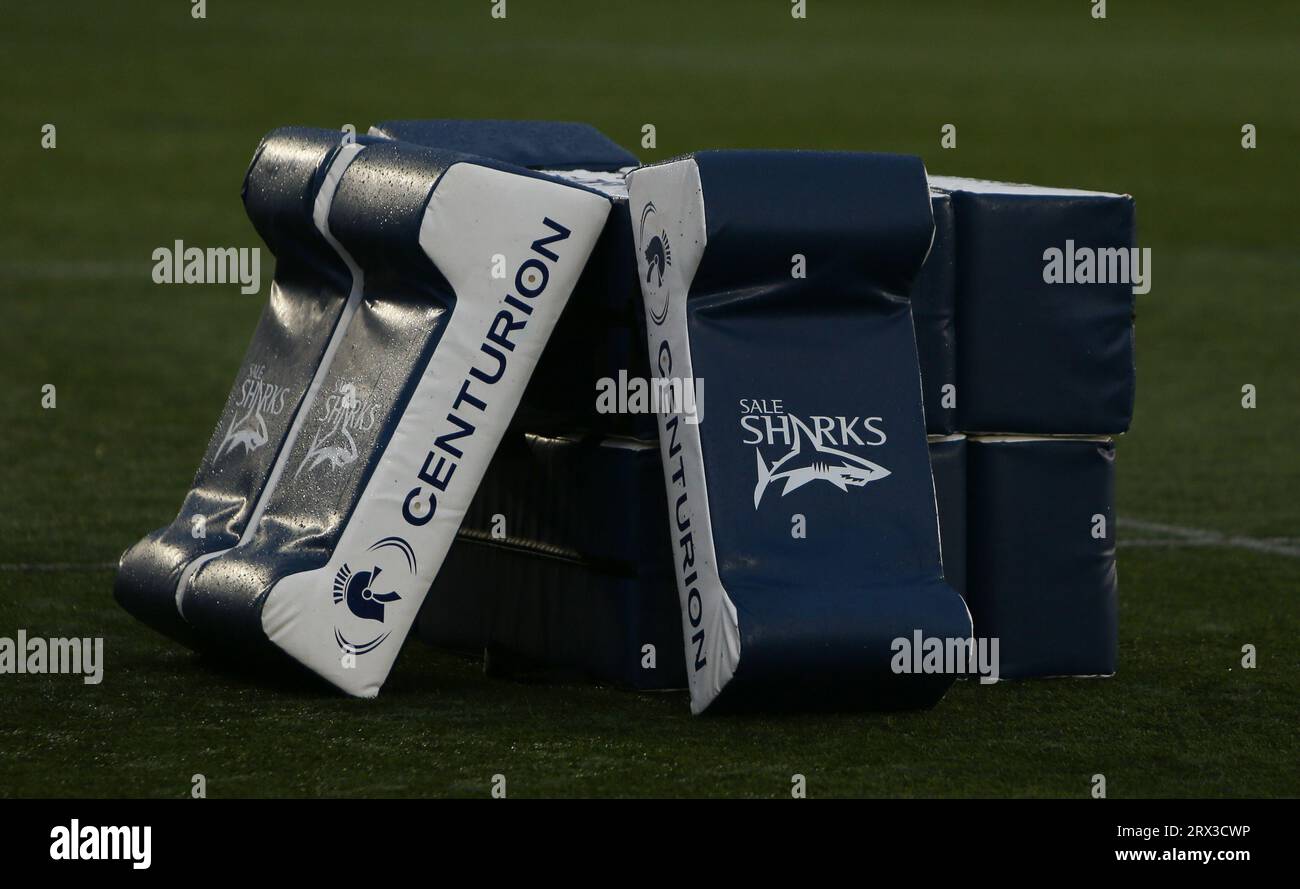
[115,123,613,696]
[118,120,1134,710]
[418,161,1136,697]
[441,168,1133,696]
[925,176,1135,679]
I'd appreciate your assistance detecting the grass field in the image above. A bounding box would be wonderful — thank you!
[1,1,1296,797]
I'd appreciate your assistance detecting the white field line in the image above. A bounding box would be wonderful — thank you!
[1118,518,1300,558]
[4,260,267,283]
[0,260,142,281]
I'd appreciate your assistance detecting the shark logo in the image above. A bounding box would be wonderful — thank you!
[216,365,289,459]
[296,381,376,479]
[638,202,672,324]
[216,404,269,459]
[332,536,417,656]
[752,414,891,508]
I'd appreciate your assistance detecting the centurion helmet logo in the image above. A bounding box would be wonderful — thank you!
[638,201,671,324]
[333,564,401,622]
[331,535,416,656]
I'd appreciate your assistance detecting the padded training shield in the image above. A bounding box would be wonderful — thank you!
[115,127,365,643]
[181,141,611,696]
[966,436,1118,679]
[911,192,957,434]
[627,151,973,713]
[931,176,1137,435]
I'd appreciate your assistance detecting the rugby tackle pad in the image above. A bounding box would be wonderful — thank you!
[180,141,611,696]
[626,151,973,713]
[930,176,1137,435]
[115,127,366,644]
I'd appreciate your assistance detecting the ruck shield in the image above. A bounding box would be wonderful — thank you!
[115,127,366,643]
[627,150,973,713]
[181,141,611,696]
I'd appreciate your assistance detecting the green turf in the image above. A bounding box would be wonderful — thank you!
[1,0,1296,797]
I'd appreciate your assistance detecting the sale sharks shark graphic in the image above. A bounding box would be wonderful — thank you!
[295,380,379,478]
[216,405,269,459]
[742,403,892,508]
[215,364,291,459]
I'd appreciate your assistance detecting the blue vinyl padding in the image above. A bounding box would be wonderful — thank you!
[966,437,1118,678]
[943,185,1136,434]
[459,432,672,571]
[371,119,638,171]
[422,538,685,689]
[418,437,968,693]
[682,151,968,709]
[491,151,967,709]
